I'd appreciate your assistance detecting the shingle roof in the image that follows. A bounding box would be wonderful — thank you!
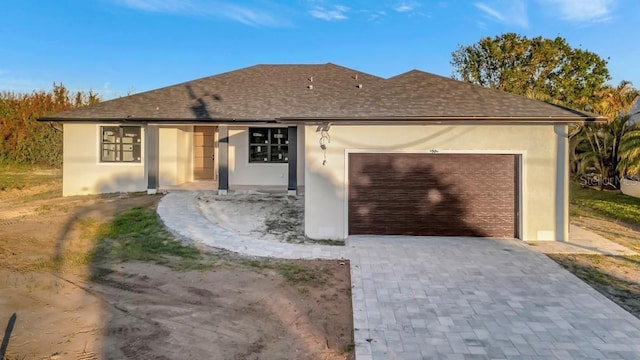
[39,63,602,123]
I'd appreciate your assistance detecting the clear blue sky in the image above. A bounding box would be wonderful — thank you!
[1,0,639,99]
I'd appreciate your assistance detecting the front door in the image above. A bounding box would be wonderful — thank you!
[193,126,216,180]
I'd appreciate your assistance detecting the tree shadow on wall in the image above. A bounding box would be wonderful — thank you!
[349,154,487,237]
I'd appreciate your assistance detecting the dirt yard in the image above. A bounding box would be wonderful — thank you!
[547,215,640,319]
[198,192,306,244]
[0,171,354,360]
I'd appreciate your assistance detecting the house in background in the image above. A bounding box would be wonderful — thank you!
[39,64,604,241]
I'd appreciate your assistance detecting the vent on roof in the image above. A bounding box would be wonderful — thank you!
[356,84,363,89]
[308,84,314,90]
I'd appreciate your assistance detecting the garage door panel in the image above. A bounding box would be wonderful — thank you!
[348,153,518,238]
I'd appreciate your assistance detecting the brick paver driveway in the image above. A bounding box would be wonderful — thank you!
[159,192,640,360]
[349,236,640,360]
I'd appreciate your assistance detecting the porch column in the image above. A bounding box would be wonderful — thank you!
[554,124,569,242]
[287,126,298,195]
[218,125,229,195]
[146,124,159,195]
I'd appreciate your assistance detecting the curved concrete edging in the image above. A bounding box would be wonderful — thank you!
[158,191,372,358]
[157,191,348,260]
[158,191,640,360]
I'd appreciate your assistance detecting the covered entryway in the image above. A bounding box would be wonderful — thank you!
[348,153,519,238]
[193,126,216,180]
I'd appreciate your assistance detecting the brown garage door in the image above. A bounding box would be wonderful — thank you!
[348,153,518,238]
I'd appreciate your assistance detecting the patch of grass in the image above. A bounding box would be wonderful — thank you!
[340,342,355,354]
[90,206,207,269]
[27,205,222,273]
[18,187,62,203]
[276,263,327,285]
[241,258,272,270]
[30,250,94,271]
[238,258,329,286]
[308,238,345,246]
[34,203,69,215]
[548,254,640,318]
[0,166,60,192]
[570,181,640,227]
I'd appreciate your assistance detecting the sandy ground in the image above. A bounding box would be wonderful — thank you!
[198,193,307,243]
[0,181,353,360]
[546,217,640,319]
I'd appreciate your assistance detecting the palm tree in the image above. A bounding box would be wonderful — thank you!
[571,81,640,189]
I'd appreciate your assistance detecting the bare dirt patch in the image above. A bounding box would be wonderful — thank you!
[549,253,640,318]
[543,217,640,320]
[198,192,308,243]
[1,179,353,359]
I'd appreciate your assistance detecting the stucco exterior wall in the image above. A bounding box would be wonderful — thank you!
[621,178,640,198]
[158,126,193,187]
[62,123,146,196]
[229,126,304,188]
[304,124,566,241]
[178,126,194,184]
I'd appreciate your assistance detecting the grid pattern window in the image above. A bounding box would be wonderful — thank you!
[248,128,289,163]
[100,126,142,163]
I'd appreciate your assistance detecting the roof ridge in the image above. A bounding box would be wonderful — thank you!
[38,63,601,123]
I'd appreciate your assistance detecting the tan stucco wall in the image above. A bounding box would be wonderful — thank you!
[159,126,193,187]
[304,124,567,241]
[178,126,194,184]
[228,126,289,187]
[622,178,640,198]
[63,124,303,195]
[62,123,146,196]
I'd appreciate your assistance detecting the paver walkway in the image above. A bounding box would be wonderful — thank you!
[158,192,640,360]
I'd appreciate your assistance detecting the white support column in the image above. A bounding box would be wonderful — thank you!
[554,124,569,241]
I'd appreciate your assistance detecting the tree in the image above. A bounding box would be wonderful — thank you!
[571,81,640,189]
[451,33,610,108]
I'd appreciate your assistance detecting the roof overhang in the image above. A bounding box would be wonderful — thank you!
[275,115,608,125]
[38,115,607,125]
[37,117,279,123]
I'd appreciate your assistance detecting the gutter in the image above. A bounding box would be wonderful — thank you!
[36,117,279,123]
[275,115,607,125]
[37,115,607,125]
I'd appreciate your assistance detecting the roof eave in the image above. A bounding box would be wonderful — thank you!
[37,116,279,123]
[276,116,607,125]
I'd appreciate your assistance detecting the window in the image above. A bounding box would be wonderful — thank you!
[248,128,288,163]
[100,126,142,163]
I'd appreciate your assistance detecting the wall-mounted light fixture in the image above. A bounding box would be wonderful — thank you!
[316,122,331,166]
[315,122,331,132]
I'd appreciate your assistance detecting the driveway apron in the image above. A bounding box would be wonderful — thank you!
[158,192,640,360]
[349,236,640,360]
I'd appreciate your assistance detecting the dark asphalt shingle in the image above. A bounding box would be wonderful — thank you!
[39,63,601,122]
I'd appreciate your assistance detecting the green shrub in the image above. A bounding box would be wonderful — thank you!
[0,84,99,167]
